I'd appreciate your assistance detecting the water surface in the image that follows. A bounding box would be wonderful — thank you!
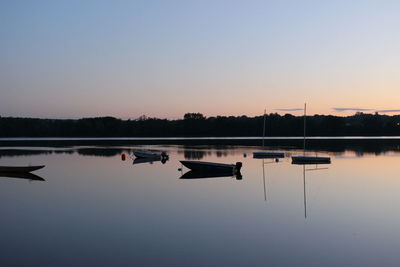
[1,145,399,266]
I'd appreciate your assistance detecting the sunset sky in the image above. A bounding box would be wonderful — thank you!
[1,0,399,119]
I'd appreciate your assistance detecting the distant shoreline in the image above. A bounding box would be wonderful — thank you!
[2,136,400,141]
[1,113,400,138]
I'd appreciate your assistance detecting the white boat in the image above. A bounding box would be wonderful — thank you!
[253,109,285,159]
[291,103,331,164]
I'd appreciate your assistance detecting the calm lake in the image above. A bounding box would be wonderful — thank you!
[1,143,400,266]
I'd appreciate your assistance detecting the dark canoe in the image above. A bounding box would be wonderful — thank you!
[180,161,242,173]
[253,152,285,159]
[0,165,45,173]
[291,156,331,165]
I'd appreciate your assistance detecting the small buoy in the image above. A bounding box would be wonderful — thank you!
[121,153,126,161]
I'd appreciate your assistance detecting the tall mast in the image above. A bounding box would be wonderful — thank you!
[262,108,266,147]
[303,103,306,156]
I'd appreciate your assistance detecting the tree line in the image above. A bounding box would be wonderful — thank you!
[0,112,399,137]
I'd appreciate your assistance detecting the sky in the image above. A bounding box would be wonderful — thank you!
[0,0,399,119]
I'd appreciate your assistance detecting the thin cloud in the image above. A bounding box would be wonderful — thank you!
[274,108,304,111]
[332,107,373,112]
[375,109,400,113]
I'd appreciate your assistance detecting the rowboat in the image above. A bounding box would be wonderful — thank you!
[180,161,242,174]
[0,165,45,173]
[133,151,168,159]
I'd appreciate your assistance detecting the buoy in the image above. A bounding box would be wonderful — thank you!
[121,153,126,161]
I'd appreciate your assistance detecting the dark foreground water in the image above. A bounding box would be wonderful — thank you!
[1,144,400,266]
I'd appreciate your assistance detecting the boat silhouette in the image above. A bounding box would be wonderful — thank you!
[0,165,45,173]
[253,109,285,159]
[291,103,331,164]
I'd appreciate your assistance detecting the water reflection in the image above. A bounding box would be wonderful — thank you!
[260,159,281,202]
[0,149,54,158]
[2,142,400,159]
[298,164,330,218]
[180,170,242,180]
[181,149,207,160]
[132,157,168,165]
[0,172,45,181]
[1,144,400,266]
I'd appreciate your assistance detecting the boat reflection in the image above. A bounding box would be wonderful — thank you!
[0,172,45,181]
[180,170,242,180]
[261,159,281,202]
[296,163,329,218]
[133,157,168,165]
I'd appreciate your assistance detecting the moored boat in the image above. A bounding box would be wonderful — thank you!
[253,151,285,159]
[0,165,45,173]
[292,156,331,164]
[180,161,242,174]
[253,109,285,159]
[290,103,331,164]
[133,151,168,159]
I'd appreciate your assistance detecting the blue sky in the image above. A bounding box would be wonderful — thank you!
[1,0,399,118]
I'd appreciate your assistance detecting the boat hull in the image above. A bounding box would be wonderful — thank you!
[253,152,285,159]
[180,170,235,179]
[133,151,163,159]
[180,161,241,173]
[0,165,45,173]
[291,156,331,164]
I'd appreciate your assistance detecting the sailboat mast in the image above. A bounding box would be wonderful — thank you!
[262,109,266,147]
[303,103,306,156]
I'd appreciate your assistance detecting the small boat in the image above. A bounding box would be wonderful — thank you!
[253,109,285,159]
[291,103,331,164]
[253,151,285,159]
[0,165,45,173]
[180,161,242,174]
[292,156,331,164]
[180,170,242,180]
[133,151,168,159]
